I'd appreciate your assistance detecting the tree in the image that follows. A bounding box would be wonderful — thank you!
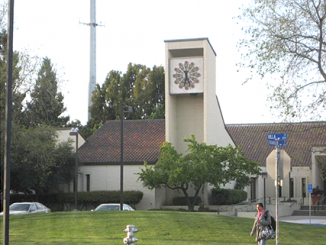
[0,3,40,127]
[24,57,69,127]
[238,0,326,120]
[6,125,75,195]
[0,30,27,125]
[85,63,165,138]
[138,135,260,211]
[90,70,122,124]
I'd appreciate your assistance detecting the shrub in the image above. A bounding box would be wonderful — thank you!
[209,188,247,205]
[58,191,143,206]
[8,191,143,207]
[172,196,201,206]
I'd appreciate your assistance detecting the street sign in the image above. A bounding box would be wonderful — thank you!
[267,133,288,141]
[308,184,313,194]
[268,133,287,146]
[268,139,287,146]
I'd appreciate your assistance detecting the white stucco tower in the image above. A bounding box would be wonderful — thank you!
[165,38,234,154]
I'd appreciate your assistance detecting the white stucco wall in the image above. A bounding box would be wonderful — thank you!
[165,39,234,152]
[176,94,204,153]
[79,165,157,210]
[203,41,234,147]
[165,40,205,153]
[291,166,311,205]
[58,129,85,193]
[57,129,85,149]
[312,147,326,190]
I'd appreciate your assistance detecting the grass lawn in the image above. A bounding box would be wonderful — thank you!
[0,211,325,244]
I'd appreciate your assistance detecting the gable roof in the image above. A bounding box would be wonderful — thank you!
[79,119,326,167]
[79,119,165,165]
[225,122,326,167]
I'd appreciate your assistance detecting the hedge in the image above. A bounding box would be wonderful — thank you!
[8,191,143,207]
[172,196,201,206]
[58,191,143,205]
[209,188,247,205]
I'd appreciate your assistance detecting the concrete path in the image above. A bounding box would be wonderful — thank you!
[279,216,326,226]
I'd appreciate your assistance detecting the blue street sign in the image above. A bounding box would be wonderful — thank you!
[308,184,313,194]
[268,139,287,146]
[268,133,288,146]
[267,133,288,141]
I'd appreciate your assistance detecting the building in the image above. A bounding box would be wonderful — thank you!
[76,38,326,210]
[57,128,85,193]
[227,122,326,206]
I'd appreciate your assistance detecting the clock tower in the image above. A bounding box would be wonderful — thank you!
[165,38,234,154]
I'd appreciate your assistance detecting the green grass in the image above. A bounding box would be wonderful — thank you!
[0,211,325,244]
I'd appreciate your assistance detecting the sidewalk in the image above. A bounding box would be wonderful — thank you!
[279,216,326,226]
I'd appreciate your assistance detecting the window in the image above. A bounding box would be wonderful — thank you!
[73,178,76,192]
[290,178,294,198]
[86,174,90,192]
[35,203,43,210]
[29,204,36,212]
[302,178,306,198]
[250,178,256,201]
[278,185,282,198]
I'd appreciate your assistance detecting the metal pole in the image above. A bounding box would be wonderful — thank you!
[264,178,266,208]
[88,0,96,120]
[74,134,78,210]
[120,103,124,211]
[3,1,14,244]
[275,146,280,245]
[309,192,311,224]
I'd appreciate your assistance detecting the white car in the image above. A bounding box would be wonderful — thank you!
[93,203,134,211]
[0,202,51,215]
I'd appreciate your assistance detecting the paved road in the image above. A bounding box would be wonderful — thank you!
[279,216,326,226]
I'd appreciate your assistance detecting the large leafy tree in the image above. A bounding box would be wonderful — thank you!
[8,125,75,195]
[138,135,260,211]
[83,63,165,139]
[23,57,68,127]
[0,3,75,196]
[238,0,326,120]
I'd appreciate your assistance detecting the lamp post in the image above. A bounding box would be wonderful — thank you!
[70,128,79,211]
[3,1,14,244]
[120,104,124,211]
[120,104,133,211]
[261,172,268,208]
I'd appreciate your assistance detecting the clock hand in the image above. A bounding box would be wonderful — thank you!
[184,70,189,85]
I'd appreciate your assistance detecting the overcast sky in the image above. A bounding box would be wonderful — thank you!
[9,0,282,125]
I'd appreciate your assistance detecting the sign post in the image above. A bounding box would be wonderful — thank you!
[268,133,287,245]
[308,184,313,224]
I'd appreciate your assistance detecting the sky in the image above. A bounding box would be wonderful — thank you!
[9,0,282,125]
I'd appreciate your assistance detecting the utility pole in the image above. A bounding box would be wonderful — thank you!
[3,1,14,244]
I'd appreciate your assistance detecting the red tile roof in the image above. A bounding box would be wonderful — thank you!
[79,119,326,167]
[79,119,165,165]
[226,122,326,166]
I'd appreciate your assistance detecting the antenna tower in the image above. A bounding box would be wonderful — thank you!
[80,0,104,121]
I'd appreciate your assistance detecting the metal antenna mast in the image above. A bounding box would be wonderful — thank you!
[80,0,103,121]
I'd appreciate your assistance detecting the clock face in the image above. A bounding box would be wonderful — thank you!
[170,58,203,94]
